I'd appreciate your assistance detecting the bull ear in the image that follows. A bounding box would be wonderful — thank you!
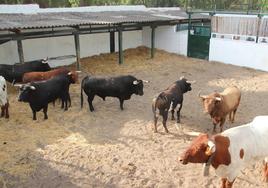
[133,80,139,85]
[30,86,36,90]
[205,140,216,156]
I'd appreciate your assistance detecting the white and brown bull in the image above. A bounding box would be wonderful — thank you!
[179,116,268,188]
[0,76,9,118]
[199,86,241,132]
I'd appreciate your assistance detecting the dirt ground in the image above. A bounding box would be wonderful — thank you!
[1,46,268,188]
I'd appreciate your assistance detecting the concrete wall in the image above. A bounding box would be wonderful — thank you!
[142,26,188,56]
[209,38,268,71]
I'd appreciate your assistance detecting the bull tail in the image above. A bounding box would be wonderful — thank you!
[80,77,85,109]
[152,97,157,116]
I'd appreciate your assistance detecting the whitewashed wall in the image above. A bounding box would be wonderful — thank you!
[142,26,188,56]
[0,30,142,67]
[209,38,268,71]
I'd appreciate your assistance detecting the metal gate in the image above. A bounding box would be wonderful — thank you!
[187,25,211,60]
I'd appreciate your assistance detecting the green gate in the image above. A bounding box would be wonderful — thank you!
[187,25,211,60]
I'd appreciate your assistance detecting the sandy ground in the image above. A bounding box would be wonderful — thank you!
[1,46,268,188]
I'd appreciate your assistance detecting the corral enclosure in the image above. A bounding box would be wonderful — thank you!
[1,47,268,188]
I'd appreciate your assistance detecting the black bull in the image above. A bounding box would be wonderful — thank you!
[152,78,194,133]
[16,73,75,120]
[80,75,147,111]
[0,58,51,83]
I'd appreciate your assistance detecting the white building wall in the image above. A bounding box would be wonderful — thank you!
[209,38,268,71]
[0,30,142,67]
[0,41,18,64]
[142,25,188,56]
[115,30,143,51]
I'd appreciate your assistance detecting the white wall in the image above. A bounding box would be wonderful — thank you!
[209,38,268,71]
[0,25,188,66]
[0,30,142,67]
[0,41,18,64]
[142,26,188,56]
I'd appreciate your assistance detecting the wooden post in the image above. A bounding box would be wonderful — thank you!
[118,27,123,64]
[151,25,156,58]
[74,32,81,70]
[17,39,24,64]
[110,31,115,53]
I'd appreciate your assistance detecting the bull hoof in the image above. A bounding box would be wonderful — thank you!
[171,117,175,120]
[5,115,9,119]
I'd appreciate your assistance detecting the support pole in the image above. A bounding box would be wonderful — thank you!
[187,13,192,57]
[118,27,123,64]
[110,31,115,53]
[151,25,156,58]
[17,39,24,64]
[74,32,81,70]
[256,14,263,43]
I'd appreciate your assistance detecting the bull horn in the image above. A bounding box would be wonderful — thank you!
[133,80,139,85]
[179,76,185,80]
[75,71,82,73]
[215,97,221,101]
[198,91,206,99]
[68,72,72,75]
[30,86,36,90]
[14,84,23,87]
[142,80,149,83]
[186,80,196,84]
[42,57,49,64]
[184,131,202,137]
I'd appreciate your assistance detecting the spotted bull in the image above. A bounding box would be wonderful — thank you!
[0,76,9,118]
[179,116,268,188]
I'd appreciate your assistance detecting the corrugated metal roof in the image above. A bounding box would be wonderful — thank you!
[0,9,209,30]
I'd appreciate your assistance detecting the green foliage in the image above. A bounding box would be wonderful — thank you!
[0,0,267,12]
[69,0,79,7]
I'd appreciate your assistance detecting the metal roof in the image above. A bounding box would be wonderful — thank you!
[0,9,209,30]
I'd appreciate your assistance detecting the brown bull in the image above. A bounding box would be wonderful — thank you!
[199,86,241,132]
[22,68,78,83]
